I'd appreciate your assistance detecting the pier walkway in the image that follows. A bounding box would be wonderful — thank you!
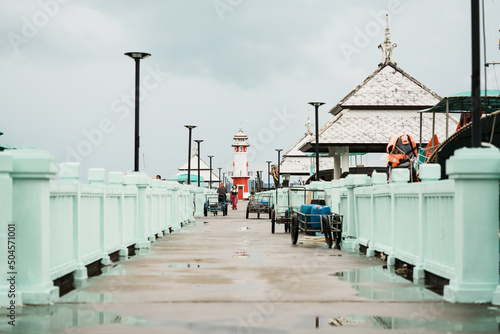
[3,201,500,333]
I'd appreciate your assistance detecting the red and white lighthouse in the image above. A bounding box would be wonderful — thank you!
[231,126,250,200]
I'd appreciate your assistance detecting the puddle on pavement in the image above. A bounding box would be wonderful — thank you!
[58,290,118,304]
[334,265,443,301]
[0,306,148,333]
[177,229,209,233]
[164,263,210,268]
[233,251,249,258]
[311,314,500,332]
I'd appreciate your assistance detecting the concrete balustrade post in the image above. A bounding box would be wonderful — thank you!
[108,172,128,257]
[134,173,152,248]
[88,168,110,266]
[419,163,441,182]
[10,149,59,305]
[123,173,150,248]
[391,168,410,183]
[330,180,342,214]
[342,176,357,251]
[58,162,87,280]
[194,186,204,218]
[413,164,441,282]
[0,151,13,307]
[444,147,500,303]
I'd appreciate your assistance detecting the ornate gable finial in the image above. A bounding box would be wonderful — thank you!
[378,14,397,65]
[305,115,313,135]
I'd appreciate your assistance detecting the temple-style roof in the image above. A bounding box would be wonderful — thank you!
[300,15,456,154]
[330,64,442,115]
[280,116,333,175]
[175,151,220,183]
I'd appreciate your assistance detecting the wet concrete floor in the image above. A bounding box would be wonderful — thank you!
[3,201,500,333]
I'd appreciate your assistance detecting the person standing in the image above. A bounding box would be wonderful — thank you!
[217,183,227,204]
[231,186,238,210]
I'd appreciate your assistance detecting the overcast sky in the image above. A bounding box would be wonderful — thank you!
[1,0,500,180]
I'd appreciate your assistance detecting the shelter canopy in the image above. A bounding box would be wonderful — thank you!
[423,90,500,114]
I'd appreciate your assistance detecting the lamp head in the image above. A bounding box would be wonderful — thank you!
[308,102,325,107]
[184,125,196,130]
[125,52,151,60]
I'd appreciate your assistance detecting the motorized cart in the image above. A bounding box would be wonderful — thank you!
[289,188,342,249]
[246,193,272,219]
[204,194,228,216]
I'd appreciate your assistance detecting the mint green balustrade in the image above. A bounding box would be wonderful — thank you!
[168,182,181,229]
[159,180,169,234]
[420,179,455,281]
[342,175,367,251]
[444,146,500,303]
[194,187,204,217]
[11,149,59,305]
[50,163,80,281]
[123,175,139,249]
[0,151,13,307]
[164,181,176,230]
[353,185,373,255]
[108,171,129,257]
[124,173,149,249]
[149,179,163,239]
[73,168,106,278]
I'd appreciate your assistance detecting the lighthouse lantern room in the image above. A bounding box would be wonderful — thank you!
[231,125,250,200]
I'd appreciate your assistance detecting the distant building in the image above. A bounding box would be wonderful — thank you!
[231,126,250,200]
[174,146,219,187]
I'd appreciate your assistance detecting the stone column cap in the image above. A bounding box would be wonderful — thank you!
[447,146,500,179]
[11,149,58,178]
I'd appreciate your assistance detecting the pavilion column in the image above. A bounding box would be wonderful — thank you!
[329,147,341,180]
[341,146,350,175]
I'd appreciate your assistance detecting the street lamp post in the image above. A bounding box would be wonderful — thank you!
[275,149,282,188]
[208,155,214,189]
[124,52,151,172]
[266,161,272,190]
[309,102,325,181]
[218,168,222,187]
[184,125,196,185]
[194,140,203,187]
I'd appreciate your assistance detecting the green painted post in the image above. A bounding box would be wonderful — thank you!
[0,151,13,306]
[11,149,58,305]
[59,162,86,280]
[88,168,111,266]
[108,171,128,257]
[124,172,150,249]
[445,147,500,303]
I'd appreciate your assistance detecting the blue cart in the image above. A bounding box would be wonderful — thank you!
[289,188,342,249]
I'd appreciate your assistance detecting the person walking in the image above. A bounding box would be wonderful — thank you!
[231,186,238,210]
[217,183,227,205]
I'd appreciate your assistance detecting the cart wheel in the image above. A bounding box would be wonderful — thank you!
[322,216,332,249]
[246,205,249,219]
[204,206,207,217]
[271,209,276,234]
[332,217,342,250]
[291,213,299,245]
